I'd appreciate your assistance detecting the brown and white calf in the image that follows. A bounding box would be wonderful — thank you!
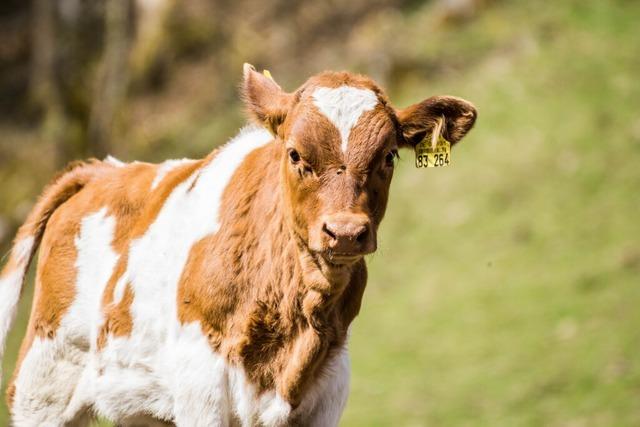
[0,64,476,426]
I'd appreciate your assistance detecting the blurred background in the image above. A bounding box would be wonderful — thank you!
[1,0,639,425]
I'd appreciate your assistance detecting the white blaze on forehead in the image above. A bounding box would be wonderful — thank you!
[312,86,379,153]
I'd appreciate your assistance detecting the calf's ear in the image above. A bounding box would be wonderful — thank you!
[242,63,295,137]
[396,96,477,147]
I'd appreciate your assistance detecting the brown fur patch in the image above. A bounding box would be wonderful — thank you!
[176,142,368,405]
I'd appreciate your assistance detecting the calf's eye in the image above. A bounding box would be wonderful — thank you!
[288,149,301,164]
[385,150,398,167]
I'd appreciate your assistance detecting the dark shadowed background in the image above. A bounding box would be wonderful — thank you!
[1,0,639,425]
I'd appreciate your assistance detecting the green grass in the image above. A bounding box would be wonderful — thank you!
[2,0,640,425]
[345,1,640,425]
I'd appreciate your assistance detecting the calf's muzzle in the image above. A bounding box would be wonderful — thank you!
[319,213,376,260]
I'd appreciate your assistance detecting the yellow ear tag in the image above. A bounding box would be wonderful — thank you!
[262,69,274,81]
[415,134,451,168]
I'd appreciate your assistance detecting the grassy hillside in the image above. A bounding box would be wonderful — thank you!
[2,0,639,425]
[346,1,640,425]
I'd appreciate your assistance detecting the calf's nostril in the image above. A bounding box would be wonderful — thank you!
[322,223,337,241]
[355,227,368,243]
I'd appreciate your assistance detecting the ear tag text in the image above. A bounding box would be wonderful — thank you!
[415,134,451,168]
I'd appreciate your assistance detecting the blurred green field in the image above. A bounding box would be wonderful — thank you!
[2,0,640,425]
[346,2,640,425]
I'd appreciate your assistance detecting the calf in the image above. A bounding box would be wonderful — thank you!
[0,64,476,426]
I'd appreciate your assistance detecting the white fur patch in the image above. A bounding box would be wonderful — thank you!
[112,274,129,306]
[0,269,26,371]
[296,346,351,426]
[228,366,292,426]
[94,126,272,421]
[104,155,126,167]
[259,393,291,426]
[13,236,35,266]
[12,335,88,425]
[169,323,231,425]
[0,236,34,374]
[312,86,379,153]
[70,208,119,348]
[151,158,194,190]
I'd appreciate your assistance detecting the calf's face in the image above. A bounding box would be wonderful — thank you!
[242,64,477,267]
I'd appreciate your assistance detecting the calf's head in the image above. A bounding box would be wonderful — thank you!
[242,64,476,268]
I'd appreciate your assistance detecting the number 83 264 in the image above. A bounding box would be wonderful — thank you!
[415,152,449,168]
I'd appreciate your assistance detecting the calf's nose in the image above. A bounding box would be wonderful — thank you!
[321,213,373,255]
